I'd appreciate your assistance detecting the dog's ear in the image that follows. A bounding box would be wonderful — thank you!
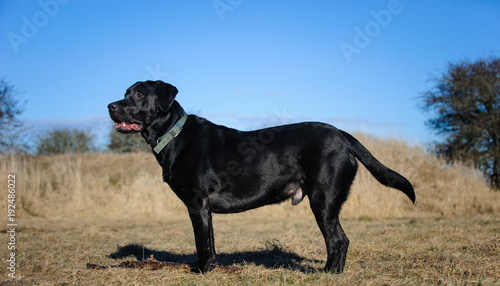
[148,80,178,112]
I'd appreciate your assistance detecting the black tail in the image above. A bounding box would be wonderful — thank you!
[342,131,415,203]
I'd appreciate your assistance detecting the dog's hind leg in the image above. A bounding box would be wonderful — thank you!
[308,155,357,273]
[309,199,350,273]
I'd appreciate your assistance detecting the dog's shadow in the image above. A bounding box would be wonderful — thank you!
[108,240,322,273]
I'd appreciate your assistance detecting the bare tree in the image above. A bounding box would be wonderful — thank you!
[108,128,150,153]
[0,80,27,154]
[36,128,95,155]
[421,57,500,188]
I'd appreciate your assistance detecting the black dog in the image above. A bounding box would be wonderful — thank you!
[108,80,415,273]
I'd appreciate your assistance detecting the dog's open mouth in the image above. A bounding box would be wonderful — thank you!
[114,122,142,132]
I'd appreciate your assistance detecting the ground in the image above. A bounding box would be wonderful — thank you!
[1,214,498,285]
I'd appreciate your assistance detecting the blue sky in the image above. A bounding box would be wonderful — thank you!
[1,0,499,147]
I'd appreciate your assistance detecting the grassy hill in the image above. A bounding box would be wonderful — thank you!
[2,133,498,221]
[1,133,499,285]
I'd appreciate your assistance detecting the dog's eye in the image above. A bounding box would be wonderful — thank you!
[135,91,144,98]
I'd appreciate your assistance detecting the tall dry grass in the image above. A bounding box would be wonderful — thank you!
[342,134,499,218]
[1,133,499,221]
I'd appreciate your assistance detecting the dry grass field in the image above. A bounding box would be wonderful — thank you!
[1,133,499,285]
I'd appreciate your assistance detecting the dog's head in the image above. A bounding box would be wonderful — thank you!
[108,80,178,134]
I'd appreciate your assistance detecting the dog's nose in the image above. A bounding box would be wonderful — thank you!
[108,103,118,111]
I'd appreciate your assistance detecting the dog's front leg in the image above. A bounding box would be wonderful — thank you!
[188,206,217,273]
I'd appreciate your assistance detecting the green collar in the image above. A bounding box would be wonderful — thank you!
[153,112,188,154]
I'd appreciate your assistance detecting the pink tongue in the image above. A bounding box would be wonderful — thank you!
[115,122,141,131]
[129,123,141,130]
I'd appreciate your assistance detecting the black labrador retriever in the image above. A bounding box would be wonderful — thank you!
[108,80,415,273]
